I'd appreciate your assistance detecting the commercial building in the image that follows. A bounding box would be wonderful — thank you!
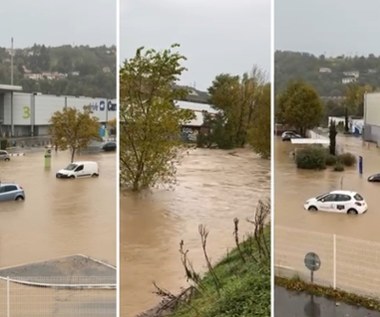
[0,84,116,138]
[363,92,380,144]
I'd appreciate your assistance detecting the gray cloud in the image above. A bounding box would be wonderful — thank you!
[276,0,380,56]
[0,0,116,48]
[120,0,270,91]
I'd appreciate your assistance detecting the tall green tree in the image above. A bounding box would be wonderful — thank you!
[329,120,337,155]
[120,45,194,191]
[49,107,100,162]
[208,68,265,149]
[277,81,323,136]
[248,83,271,158]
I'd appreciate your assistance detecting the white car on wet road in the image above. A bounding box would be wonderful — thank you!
[304,190,367,215]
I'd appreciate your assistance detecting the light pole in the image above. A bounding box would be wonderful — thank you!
[10,37,14,85]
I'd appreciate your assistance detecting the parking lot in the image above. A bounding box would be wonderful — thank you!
[275,135,380,242]
[0,148,116,269]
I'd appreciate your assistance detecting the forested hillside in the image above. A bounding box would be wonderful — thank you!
[275,50,380,96]
[0,44,116,98]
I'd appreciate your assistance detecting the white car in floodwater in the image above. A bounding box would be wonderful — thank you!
[304,190,368,215]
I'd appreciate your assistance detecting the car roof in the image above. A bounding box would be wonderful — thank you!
[71,161,98,164]
[329,190,358,195]
[0,182,19,186]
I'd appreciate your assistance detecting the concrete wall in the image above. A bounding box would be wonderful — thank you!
[363,92,380,144]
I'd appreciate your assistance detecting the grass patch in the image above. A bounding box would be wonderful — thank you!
[171,235,270,317]
[168,201,271,317]
[275,276,380,311]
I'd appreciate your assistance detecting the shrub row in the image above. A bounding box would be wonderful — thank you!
[295,146,357,170]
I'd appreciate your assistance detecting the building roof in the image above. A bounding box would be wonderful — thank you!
[0,84,22,93]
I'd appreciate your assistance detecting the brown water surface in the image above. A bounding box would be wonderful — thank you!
[0,149,116,268]
[275,135,380,241]
[120,148,270,316]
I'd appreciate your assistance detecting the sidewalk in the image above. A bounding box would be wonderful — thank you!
[275,286,380,317]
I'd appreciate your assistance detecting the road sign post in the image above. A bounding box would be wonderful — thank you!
[304,252,321,284]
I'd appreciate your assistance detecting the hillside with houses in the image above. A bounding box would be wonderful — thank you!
[275,50,380,97]
[0,44,116,98]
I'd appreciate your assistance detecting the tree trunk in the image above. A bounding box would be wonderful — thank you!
[71,148,76,163]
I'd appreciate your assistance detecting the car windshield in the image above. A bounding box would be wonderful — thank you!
[315,193,328,200]
[354,193,364,201]
[64,163,77,171]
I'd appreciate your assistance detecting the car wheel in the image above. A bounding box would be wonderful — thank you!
[347,209,358,215]
[69,175,75,179]
[91,173,99,177]
[308,206,318,211]
[5,158,10,161]
[15,196,24,201]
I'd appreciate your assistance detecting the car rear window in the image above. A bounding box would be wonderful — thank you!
[354,193,364,201]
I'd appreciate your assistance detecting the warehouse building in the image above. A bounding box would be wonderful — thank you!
[0,84,116,138]
[363,92,380,144]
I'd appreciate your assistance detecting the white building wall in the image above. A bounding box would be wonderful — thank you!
[4,93,32,125]
[34,95,66,125]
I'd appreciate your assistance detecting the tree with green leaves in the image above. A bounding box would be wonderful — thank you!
[277,80,323,136]
[49,107,100,162]
[248,83,271,158]
[207,67,267,150]
[120,44,194,191]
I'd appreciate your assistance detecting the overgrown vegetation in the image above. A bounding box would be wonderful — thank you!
[295,146,356,171]
[197,69,271,158]
[338,153,357,167]
[276,276,380,312]
[147,200,270,317]
[119,45,194,191]
[296,146,327,170]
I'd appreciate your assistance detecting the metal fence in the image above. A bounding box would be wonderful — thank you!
[0,276,116,317]
[275,226,380,300]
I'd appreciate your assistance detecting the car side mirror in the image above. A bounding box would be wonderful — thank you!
[319,198,325,202]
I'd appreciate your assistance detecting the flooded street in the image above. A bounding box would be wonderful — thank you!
[0,149,116,268]
[275,134,380,241]
[120,148,270,316]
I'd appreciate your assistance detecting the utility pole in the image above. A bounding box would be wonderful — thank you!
[10,37,14,85]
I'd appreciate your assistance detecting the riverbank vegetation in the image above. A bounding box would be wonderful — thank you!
[276,276,380,312]
[197,69,270,158]
[143,200,270,317]
[120,44,194,191]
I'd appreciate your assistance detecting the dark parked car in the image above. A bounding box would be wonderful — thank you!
[102,142,116,152]
[281,131,302,141]
[368,174,380,182]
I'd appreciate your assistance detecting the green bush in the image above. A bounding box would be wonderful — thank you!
[296,146,326,170]
[325,154,337,166]
[334,161,345,172]
[338,153,357,167]
[0,139,8,150]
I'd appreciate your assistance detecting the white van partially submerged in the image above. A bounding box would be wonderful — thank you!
[56,161,99,179]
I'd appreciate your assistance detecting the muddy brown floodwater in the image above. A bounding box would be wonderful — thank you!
[120,148,270,317]
[0,149,116,268]
[275,135,380,241]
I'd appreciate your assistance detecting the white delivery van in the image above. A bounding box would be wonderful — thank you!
[56,161,99,179]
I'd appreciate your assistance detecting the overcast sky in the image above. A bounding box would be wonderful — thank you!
[276,0,380,57]
[120,0,271,91]
[0,0,116,48]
